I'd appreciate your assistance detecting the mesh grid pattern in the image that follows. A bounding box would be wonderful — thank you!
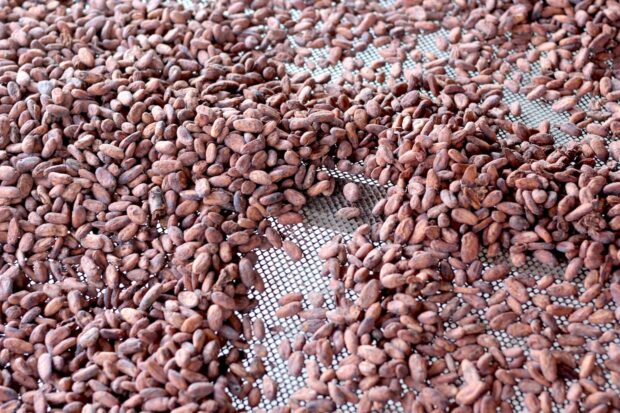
[172,1,617,411]
[252,7,617,409]
[244,10,618,413]
[235,179,388,412]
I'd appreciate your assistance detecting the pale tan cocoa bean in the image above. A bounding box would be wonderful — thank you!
[343,183,361,203]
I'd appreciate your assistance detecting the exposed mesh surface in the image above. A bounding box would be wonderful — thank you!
[172,1,618,411]
[236,179,388,412]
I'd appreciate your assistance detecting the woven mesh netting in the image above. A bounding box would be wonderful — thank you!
[223,4,620,412]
